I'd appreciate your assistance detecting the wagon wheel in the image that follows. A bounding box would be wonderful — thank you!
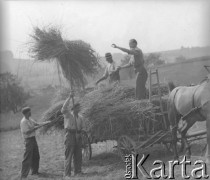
[117,135,136,161]
[81,130,92,162]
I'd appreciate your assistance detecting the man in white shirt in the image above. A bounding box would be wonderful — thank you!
[61,94,84,178]
[96,52,120,85]
[20,107,50,179]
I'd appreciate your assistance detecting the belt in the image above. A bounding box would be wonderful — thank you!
[24,136,36,141]
[134,66,146,73]
[65,129,81,133]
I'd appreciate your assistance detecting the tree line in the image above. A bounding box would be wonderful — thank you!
[0,72,30,114]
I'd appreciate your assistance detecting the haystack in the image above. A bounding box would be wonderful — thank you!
[40,84,168,142]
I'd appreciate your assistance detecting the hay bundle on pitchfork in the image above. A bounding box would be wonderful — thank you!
[28,26,100,89]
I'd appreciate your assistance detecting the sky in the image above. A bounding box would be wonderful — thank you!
[1,0,210,59]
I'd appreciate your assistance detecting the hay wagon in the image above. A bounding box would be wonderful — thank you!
[82,68,207,161]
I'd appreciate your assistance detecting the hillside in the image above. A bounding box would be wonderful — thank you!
[159,46,210,63]
[0,46,210,89]
[101,46,210,64]
[156,58,210,85]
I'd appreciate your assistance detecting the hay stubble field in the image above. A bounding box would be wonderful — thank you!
[0,128,208,180]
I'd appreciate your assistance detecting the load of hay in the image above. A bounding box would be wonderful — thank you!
[40,83,168,142]
[28,26,100,88]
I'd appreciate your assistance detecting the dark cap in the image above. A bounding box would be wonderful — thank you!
[21,107,31,115]
[71,103,81,111]
[105,53,112,59]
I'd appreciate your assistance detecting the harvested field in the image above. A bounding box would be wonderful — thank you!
[0,126,208,180]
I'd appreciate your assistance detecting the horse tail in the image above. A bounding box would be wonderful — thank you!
[168,81,176,92]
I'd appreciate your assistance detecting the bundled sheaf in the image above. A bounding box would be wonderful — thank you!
[28,26,100,87]
[40,84,168,141]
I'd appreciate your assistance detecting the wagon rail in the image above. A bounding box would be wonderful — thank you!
[76,70,207,159]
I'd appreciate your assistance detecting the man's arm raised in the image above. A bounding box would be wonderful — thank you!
[112,44,139,55]
[61,94,73,114]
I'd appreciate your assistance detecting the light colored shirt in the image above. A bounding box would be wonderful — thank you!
[61,100,84,130]
[20,117,38,139]
[103,62,117,78]
[103,62,120,83]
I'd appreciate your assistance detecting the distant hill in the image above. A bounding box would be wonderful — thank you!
[99,46,210,65]
[154,46,210,63]
[1,46,210,89]
[0,51,62,90]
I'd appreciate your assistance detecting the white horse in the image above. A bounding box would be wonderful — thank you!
[167,74,210,162]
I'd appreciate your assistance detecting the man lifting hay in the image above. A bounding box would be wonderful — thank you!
[61,92,85,178]
[20,107,51,179]
[28,26,100,179]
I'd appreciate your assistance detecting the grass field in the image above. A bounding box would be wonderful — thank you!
[0,59,210,179]
[0,90,54,131]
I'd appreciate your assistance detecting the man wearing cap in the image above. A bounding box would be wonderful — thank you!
[95,52,120,85]
[20,107,50,179]
[112,39,148,99]
[61,94,84,179]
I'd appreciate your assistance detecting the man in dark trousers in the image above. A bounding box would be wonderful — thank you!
[96,52,120,85]
[112,39,148,99]
[61,93,84,179]
[20,107,50,179]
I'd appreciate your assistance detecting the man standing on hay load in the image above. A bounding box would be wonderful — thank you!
[95,52,121,85]
[112,39,148,99]
[20,107,50,179]
[61,93,84,179]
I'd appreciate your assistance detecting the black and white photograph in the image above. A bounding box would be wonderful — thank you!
[0,0,210,179]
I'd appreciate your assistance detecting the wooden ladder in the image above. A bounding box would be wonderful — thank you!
[148,69,167,130]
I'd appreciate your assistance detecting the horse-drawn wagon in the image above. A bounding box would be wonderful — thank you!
[41,67,209,163]
[81,67,209,162]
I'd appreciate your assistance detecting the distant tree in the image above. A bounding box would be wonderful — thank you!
[144,53,165,68]
[0,72,30,114]
[175,55,186,63]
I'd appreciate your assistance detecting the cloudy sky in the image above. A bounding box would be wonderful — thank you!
[1,0,210,58]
